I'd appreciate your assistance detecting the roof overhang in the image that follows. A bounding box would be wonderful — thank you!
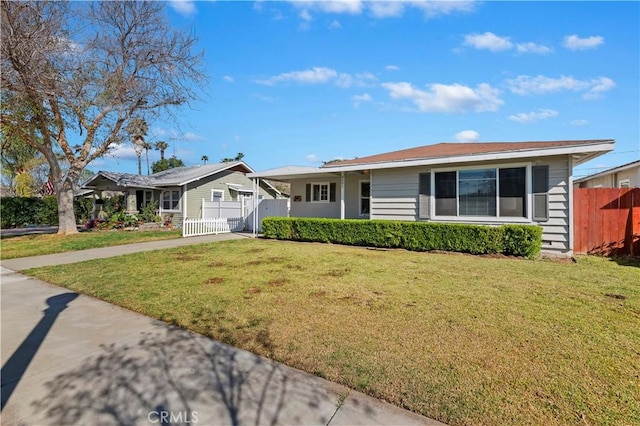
[81,172,156,190]
[574,159,640,183]
[249,141,615,180]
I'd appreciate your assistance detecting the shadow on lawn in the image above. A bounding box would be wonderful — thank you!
[29,325,334,426]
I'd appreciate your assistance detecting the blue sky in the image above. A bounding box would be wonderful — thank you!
[93,1,640,179]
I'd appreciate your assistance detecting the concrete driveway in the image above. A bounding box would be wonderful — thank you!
[0,265,444,425]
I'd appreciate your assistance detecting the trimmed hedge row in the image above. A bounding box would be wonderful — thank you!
[261,217,542,258]
[0,196,94,228]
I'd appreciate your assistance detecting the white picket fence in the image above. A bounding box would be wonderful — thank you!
[182,197,289,238]
[183,217,235,237]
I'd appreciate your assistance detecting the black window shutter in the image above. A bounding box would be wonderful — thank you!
[329,183,337,202]
[532,166,549,222]
[418,173,431,220]
[305,184,311,202]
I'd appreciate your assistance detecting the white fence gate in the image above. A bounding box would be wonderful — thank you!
[182,197,289,237]
[245,198,290,232]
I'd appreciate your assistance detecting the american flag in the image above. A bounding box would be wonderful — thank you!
[44,178,55,195]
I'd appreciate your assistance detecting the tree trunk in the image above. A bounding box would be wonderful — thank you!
[57,188,79,235]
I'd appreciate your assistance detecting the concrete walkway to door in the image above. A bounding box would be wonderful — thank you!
[0,235,445,426]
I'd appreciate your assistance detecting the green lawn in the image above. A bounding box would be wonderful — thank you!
[25,239,640,426]
[0,229,182,259]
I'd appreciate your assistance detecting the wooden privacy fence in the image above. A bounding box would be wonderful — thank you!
[573,188,640,256]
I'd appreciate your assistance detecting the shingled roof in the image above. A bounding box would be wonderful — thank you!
[322,140,614,168]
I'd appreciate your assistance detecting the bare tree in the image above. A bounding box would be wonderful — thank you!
[1,1,204,234]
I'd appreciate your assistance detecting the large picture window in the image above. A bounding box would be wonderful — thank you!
[434,166,527,218]
[162,190,180,210]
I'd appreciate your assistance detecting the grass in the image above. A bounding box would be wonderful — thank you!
[0,229,182,259]
[25,239,640,426]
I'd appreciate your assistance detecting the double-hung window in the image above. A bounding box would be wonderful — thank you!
[161,190,180,210]
[312,183,330,202]
[211,189,224,202]
[433,166,527,219]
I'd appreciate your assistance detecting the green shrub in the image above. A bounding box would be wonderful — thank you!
[139,200,161,223]
[502,224,543,258]
[1,196,105,228]
[262,217,542,258]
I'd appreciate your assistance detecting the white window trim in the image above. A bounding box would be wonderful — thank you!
[160,189,181,212]
[359,179,370,217]
[430,162,533,224]
[311,182,330,203]
[211,189,225,202]
[619,179,630,188]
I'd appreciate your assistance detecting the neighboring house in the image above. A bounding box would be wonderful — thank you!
[249,139,615,256]
[82,161,282,224]
[574,159,640,188]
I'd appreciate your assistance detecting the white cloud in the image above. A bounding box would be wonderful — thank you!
[223,75,235,83]
[516,42,552,54]
[107,144,139,161]
[256,67,338,85]
[352,93,372,107]
[369,1,405,18]
[464,32,513,52]
[563,35,604,50]
[505,75,615,99]
[251,93,277,103]
[385,65,400,71]
[183,132,205,141]
[570,119,589,126]
[382,81,503,113]
[300,9,313,21]
[256,67,376,88]
[306,154,321,163]
[168,0,196,17]
[335,72,377,88]
[287,0,475,20]
[328,20,342,29]
[454,130,480,142]
[508,109,559,124]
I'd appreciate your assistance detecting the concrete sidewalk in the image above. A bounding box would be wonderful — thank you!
[1,232,249,271]
[0,260,445,425]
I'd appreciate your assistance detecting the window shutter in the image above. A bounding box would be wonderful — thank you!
[532,166,549,222]
[329,183,337,202]
[305,184,311,202]
[418,172,431,220]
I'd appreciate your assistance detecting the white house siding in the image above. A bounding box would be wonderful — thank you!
[370,167,420,221]
[539,156,570,254]
[186,170,275,219]
[368,156,572,255]
[290,176,367,219]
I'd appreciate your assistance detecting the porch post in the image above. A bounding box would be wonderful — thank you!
[125,188,137,214]
[183,183,188,222]
[340,172,345,220]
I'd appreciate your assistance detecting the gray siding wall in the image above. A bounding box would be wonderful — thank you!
[368,156,571,255]
[289,173,366,219]
[539,156,570,254]
[370,167,419,221]
[185,170,275,219]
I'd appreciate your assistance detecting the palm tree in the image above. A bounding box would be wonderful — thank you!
[126,117,148,175]
[142,141,152,175]
[201,155,208,165]
[155,141,169,160]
